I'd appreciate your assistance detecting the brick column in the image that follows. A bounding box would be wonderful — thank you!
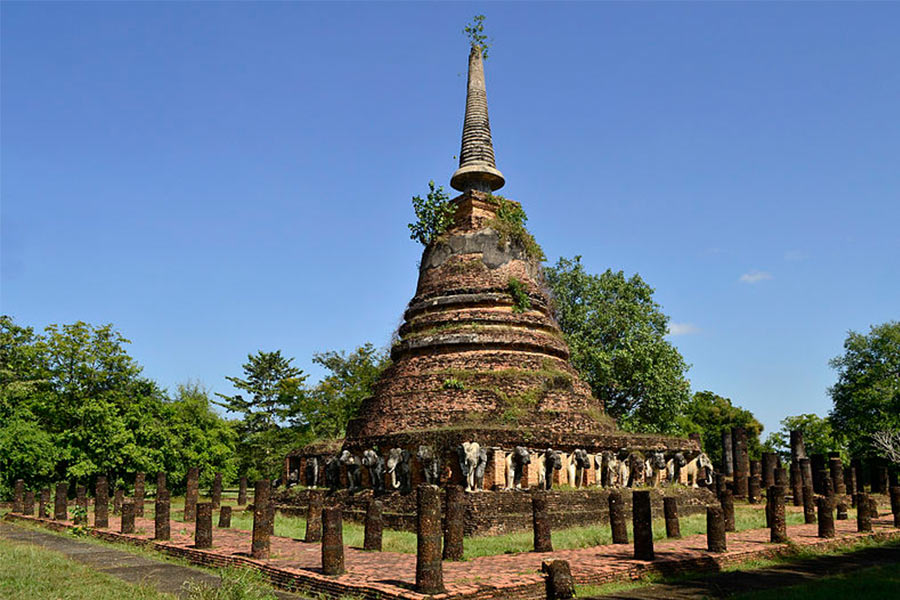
[211,472,223,509]
[750,460,761,478]
[95,476,109,528]
[238,476,248,505]
[23,490,35,516]
[13,479,24,513]
[775,465,787,487]
[768,486,787,543]
[532,491,552,552]
[748,474,761,504]
[134,473,145,518]
[364,499,383,551]
[305,489,324,543]
[443,485,465,560]
[802,486,816,524]
[846,466,857,499]
[817,497,834,538]
[633,490,654,560]
[218,505,232,528]
[790,461,803,507]
[663,497,680,538]
[156,471,166,495]
[811,454,826,494]
[799,458,813,491]
[836,500,848,520]
[856,493,872,532]
[721,430,733,476]
[321,506,345,576]
[821,470,834,501]
[608,490,628,544]
[54,482,68,521]
[114,488,123,515]
[184,467,199,522]
[829,456,845,495]
[39,488,50,519]
[121,501,135,534]
[720,489,735,532]
[75,485,88,525]
[195,502,213,549]
[890,486,900,528]
[706,505,726,552]
[762,453,777,488]
[251,479,272,559]
[544,560,575,600]
[790,430,806,463]
[416,484,444,594]
[155,489,170,540]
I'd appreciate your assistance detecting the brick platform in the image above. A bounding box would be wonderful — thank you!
[5,509,898,600]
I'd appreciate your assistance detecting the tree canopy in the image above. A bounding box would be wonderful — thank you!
[677,390,764,468]
[762,413,844,462]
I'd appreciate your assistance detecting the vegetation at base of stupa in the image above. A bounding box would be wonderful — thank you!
[464,15,491,59]
[408,180,455,246]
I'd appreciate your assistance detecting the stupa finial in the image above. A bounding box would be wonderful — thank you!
[450,45,505,192]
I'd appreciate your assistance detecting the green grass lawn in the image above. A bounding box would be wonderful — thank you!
[731,560,900,599]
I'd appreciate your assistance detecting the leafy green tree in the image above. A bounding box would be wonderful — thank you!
[829,321,900,457]
[677,390,764,468]
[544,256,691,433]
[762,413,845,462]
[408,181,455,246]
[463,15,491,58]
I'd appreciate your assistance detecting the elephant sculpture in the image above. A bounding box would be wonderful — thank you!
[666,452,687,485]
[473,446,488,491]
[645,451,667,487]
[362,449,386,495]
[684,452,714,488]
[386,447,412,494]
[324,455,341,493]
[340,450,362,492]
[304,456,319,487]
[571,449,590,488]
[418,445,441,485]
[626,451,645,487]
[538,448,562,490]
[505,446,530,489]
[458,442,481,492]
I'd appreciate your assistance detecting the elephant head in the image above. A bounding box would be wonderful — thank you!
[417,445,440,485]
[386,447,411,493]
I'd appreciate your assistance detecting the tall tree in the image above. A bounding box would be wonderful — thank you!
[544,256,691,433]
[762,413,845,462]
[677,391,764,468]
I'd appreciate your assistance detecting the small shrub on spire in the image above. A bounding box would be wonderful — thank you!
[464,15,491,59]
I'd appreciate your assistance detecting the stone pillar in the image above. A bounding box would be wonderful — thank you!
[750,460,761,478]
[706,505,726,552]
[715,472,727,498]
[632,490,654,560]
[443,485,465,560]
[156,471,166,495]
[846,466,858,498]
[155,489,170,540]
[39,488,50,519]
[802,486,816,524]
[768,486,788,543]
[416,485,444,594]
[817,497,834,538]
[184,467,199,522]
[364,499,384,551]
[75,485,88,525]
[95,476,109,528]
[218,505,232,528]
[856,493,872,532]
[821,470,834,500]
[121,501,135,534]
[608,490,628,544]
[13,479,24,513]
[23,490,35,516]
[251,479,272,559]
[734,471,749,499]
[775,465,787,487]
[799,458,813,492]
[114,488,123,515]
[721,430,734,476]
[867,495,879,519]
[238,476,248,505]
[734,428,750,485]
[790,430,806,462]
[305,489,324,543]
[54,482,68,521]
[811,454,826,494]
[321,506,344,576]
[851,459,864,492]
[211,472,223,509]
[829,456,846,495]
[195,502,213,549]
[663,497,680,538]
[133,473,145,518]
[748,475,761,504]
[543,559,575,600]
[877,467,890,495]
[836,500,848,520]
[789,462,803,507]
[890,486,900,528]
[532,491,552,552]
[720,489,735,532]
[762,453,777,488]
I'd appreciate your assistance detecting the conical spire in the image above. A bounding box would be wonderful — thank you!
[450,46,505,192]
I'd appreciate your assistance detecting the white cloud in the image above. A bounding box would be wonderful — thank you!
[739,270,773,284]
[668,322,701,336]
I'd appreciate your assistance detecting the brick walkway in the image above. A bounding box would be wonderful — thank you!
[5,510,899,600]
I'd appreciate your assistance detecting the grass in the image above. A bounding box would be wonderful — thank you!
[731,561,900,599]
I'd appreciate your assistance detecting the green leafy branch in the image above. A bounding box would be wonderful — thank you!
[408,181,455,246]
[464,15,491,59]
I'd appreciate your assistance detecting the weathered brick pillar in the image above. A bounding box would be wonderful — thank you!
[608,490,628,544]
[13,479,24,513]
[39,488,50,518]
[54,482,68,521]
[416,484,444,594]
[829,455,845,495]
[195,502,213,549]
[790,430,806,463]
[821,470,834,500]
[663,497,680,538]
[851,459,865,492]
[156,471,166,495]
[211,472,223,509]
[155,489,170,540]
[836,500,848,520]
[748,475,761,504]
[543,559,575,600]
[304,489,324,543]
[790,461,803,507]
[134,472,145,518]
[218,505,232,528]
[238,476,248,505]
[802,486,816,524]
[121,501,135,534]
[846,466,858,500]
[632,490,654,560]
[443,485,465,560]
[714,472,727,498]
[856,493,872,532]
[720,489,735,532]
[94,476,109,528]
[890,486,900,528]
[750,460,761,478]
[768,486,787,543]
[775,465,787,487]
[23,490,35,516]
[532,491,553,552]
[251,479,272,559]
[867,495,879,519]
[734,427,750,490]
[762,453,777,488]
[734,472,749,500]
[75,485,88,525]
[799,458,813,492]
[321,506,344,576]
[184,467,199,522]
[113,488,123,515]
[811,454,826,494]
[877,466,890,495]
[721,430,734,476]
[364,499,383,551]
[706,505,726,552]
[817,497,834,538]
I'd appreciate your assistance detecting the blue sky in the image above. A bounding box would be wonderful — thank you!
[3,2,898,438]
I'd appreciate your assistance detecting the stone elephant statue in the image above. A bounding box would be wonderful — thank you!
[458,442,481,492]
[362,449,386,495]
[505,446,530,490]
[386,448,412,494]
[418,445,441,485]
[538,448,562,490]
[304,457,319,488]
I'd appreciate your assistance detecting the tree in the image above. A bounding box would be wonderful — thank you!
[829,321,900,457]
[544,256,692,434]
[463,15,491,59]
[677,391,764,468]
[762,413,845,462]
[408,181,455,246]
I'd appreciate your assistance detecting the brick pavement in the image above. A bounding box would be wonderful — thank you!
[5,508,899,600]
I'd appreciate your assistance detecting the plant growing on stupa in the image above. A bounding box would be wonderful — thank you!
[464,15,491,58]
[487,194,545,262]
[408,180,455,246]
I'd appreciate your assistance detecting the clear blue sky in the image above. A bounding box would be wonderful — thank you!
[3,2,898,438]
